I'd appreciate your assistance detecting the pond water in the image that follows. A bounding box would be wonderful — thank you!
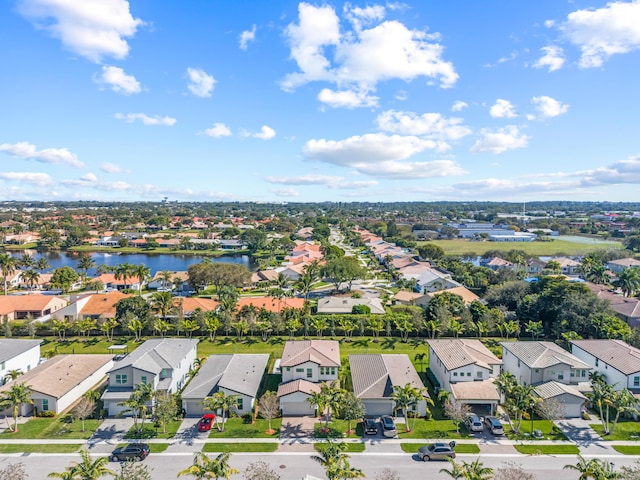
[8,251,257,276]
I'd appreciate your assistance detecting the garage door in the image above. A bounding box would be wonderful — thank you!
[363,401,393,417]
[106,401,130,417]
[282,401,315,416]
[185,401,206,417]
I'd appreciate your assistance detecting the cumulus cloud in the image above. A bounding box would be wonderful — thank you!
[204,123,232,138]
[489,99,518,118]
[557,0,640,68]
[580,155,640,186]
[0,172,53,186]
[100,162,127,174]
[115,113,176,126]
[0,141,84,168]
[281,3,458,107]
[239,24,256,50]
[451,101,468,112]
[243,125,276,140]
[533,45,565,72]
[470,126,530,154]
[17,0,143,63]
[376,110,471,147]
[265,174,378,189]
[94,66,141,94]
[531,96,570,118]
[317,88,378,108]
[186,68,216,97]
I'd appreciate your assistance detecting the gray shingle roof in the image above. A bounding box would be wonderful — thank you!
[534,380,586,400]
[501,341,590,369]
[350,354,426,400]
[181,354,269,400]
[571,339,640,375]
[427,339,502,371]
[108,338,198,374]
[0,339,41,364]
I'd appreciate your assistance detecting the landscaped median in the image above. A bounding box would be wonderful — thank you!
[513,444,579,455]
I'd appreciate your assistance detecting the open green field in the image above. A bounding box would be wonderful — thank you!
[418,238,623,257]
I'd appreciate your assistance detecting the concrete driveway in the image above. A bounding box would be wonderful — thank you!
[87,417,134,453]
[555,416,620,456]
[165,417,206,453]
[278,416,316,452]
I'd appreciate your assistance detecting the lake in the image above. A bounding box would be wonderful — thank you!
[8,251,257,276]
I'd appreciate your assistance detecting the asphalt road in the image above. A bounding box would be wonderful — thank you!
[1,452,639,479]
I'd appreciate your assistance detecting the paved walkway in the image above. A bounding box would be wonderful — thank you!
[555,417,621,456]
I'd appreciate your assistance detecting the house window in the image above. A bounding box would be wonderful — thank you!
[320,367,325,375]
[42,399,49,411]
[286,367,291,372]
[0,361,4,370]
[558,372,564,380]
[467,372,471,377]
[161,369,170,378]
[307,368,313,379]
[296,368,304,373]
[331,368,336,376]
[237,398,244,411]
[534,369,539,373]
[141,376,147,384]
[453,372,458,377]
[570,370,575,377]
[581,370,586,377]
[595,359,599,367]
[634,377,640,387]
[116,374,127,384]
[476,371,483,379]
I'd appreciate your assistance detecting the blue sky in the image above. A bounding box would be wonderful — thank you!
[1,0,640,203]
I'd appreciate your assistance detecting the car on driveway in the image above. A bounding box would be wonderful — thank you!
[364,418,378,435]
[380,415,397,438]
[484,416,504,435]
[465,413,484,433]
[110,443,150,462]
[418,442,456,461]
[197,413,216,432]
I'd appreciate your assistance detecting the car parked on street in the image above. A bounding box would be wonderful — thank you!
[381,415,397,438]
[364,418,378,435]
[465,413,484,433]
[110,443,150,462]
[418,442,456,461]
[484,416,504,435]
[197,413,216,432]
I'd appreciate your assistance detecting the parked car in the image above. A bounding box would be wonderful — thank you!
[380,415,397,438]
[484,416,504,435]
[364,418,378,435]
[110,443,150,462]
[418,442,456,461]
[197,413,216,432]
[465,413,483,433]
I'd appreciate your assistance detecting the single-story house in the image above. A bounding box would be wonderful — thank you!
[0,294,67,321]
[181,354,269,417]
[393,291,429,308]
[316,297,385,314]
[54,291,132,322]
[534,381,587,418]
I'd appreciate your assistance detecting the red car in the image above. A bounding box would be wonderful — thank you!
[197,413,216,432]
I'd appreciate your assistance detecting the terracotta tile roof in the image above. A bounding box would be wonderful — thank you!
[94,273,142,285]
[277,379,321,397]
[174,297,219,314]
[427,339,502,371]
[571,339,640,375]
[280,340,340,368]
[235,296,305,313]
[394,291,425,302]
[0,294,66,315]
[350,354,427,400]
[450,380,500,401]
[80,292,132,317]
[427,286,480,305]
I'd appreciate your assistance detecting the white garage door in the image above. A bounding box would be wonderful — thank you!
[363,401,393,417]
[282,401,315,416]
[106,401,130,417]
[185,400,206,417]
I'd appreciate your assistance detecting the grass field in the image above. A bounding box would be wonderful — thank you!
[613,445,640,455]
[513,444,579,455]
[202,443,279,453]
[590,421,640,441]
[0,417,102,440]
[0,444,80,453]
[418,238,623,257]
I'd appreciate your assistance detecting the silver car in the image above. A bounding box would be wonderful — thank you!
[465,413,483,433]
[484,416,504,435]
[381,415,397,438]
[418,443,456,461]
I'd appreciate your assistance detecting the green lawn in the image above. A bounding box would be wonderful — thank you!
[124,420,182,439]
[513,444,579,455]
[314,420,360,439]
[418,238,623,257]
[590,421,640,441]
[0,417,103,440]
[313,442,365,453]
[208,418,282,438]
[396,419,471,440]
[613,445,640,455]
[506,420,567,441]
[0,444,80,454]
[202,443,278,453]
[401,443,480,454]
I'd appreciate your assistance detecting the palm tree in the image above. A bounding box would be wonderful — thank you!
[441,458,494,480]
[391,383,429,432]
[150,291,174,320]
[117,382,153,434]
[295,272,314,300]
[609,388,639,435]
[0,383,33,432]
[564,455,619,480]
[440,458,467,480]
[21,269,40,291]
[319,381,343,431]
[133,263,151,294]
[114,262,135,289]
[203,391,238,432]
[47,469,79,480]
[0,253,17,295]
[178,452,239,480]
[35,257,50,272]
[307,390,327,421]
[311,441,352,480]
[158,270,173,289]
[76,255,96,283]
[66,448,114,480]
[3,369,23,383]
[614,267,640,297]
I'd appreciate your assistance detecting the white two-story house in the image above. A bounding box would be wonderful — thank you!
[0,339,41,385]
[102,338,198,416]
[277,340,340,416]
[427,339,502,415]
[571,339,640,391]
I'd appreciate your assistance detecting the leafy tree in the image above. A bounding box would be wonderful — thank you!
[115,296,150,322]
[494,462,535,480]
[240,228,268,252]
[0,383,33,432]
[444,401,472,434]
[374,467,401,480]
[417,243,445,262]
[187,262,251,293]
[339,391,365,434]
[50,266,79,292]
[322,256,366,292]
[154,391,178,434]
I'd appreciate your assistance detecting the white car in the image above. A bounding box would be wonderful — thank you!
[465,414,483,433]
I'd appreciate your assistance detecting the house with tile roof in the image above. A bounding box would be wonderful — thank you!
[349,354,429,417]
[102,338,198,416]
[424,286,480,305]
[0,354,113,416]
[94,273,143,291]
[54,291,132,321]
[606,258,640,274]
[277,340,340,416]
[181,354,269,416]
[235,296,305,314]
[0,294,67,321]
[316,296,385,314]
[533,381,587,418]
[571,339,640,392]
[584,283,640,327]
[552,257,582,275]
[0,339,41,385]
[393,291,429,308]
[148,271,189,290]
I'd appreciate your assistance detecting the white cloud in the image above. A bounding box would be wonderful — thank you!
[265,174,378,189]
[533,46,565,72]
[94,66,141,95]
[451,101,468,112]
[17,0,143,63]
[489,99,517,118]
[531,96,569,118]
[470,126,530,154]
[376,110,472,146]
[0,172,52,186]
[186,68,216,98]
[580,155,640,186]
[395,90,407,101]
[100,162,127,173]
[270,188,300,197]
[344,3,386,31]
[239,24,256,50]
[0,141,84,168]
[558,0,640,68]
[204,123,232,138]
[244,125,276,140]
[317,88,378,108]
[115,113,176,126]
[281,3,458,106]
[81,172,97,182]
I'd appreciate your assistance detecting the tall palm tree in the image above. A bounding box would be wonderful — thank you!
[17,253,34,269]
[114,262,135,289]
[76,255,96,282]
[319,381,343,431]
[67,448,114,480]
[202,391,238,432]
[117,382,153,434]
[150,291,174,320]
[564,455,619,480]
[178,452,239,480]
[391,383,428,432]
[0,383,33,432]
[133,263,151,294]
[21,269,40,291]
[310,441,350,480]
[614,267,640,297]
[0,253,17,295]
[35,257,51,273]
[158,270,173,289]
